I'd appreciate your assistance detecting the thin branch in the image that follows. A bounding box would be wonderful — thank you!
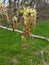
[0,26,49,42]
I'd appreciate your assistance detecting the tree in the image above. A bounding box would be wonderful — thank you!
[3,0,6,4]
[14,0,16,15]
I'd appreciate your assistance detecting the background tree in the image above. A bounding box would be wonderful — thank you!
[1,0,49,21]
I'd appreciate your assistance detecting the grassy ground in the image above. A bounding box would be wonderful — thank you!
[0,21,49,65]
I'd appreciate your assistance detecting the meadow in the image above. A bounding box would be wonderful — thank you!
[0,21,49,65]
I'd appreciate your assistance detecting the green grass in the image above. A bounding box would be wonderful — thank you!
[34,21,49,37]
[0,21,49,65]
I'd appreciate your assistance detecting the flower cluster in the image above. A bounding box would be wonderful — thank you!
[22,6,37,35]
[0,3,9,27]
[0,3,5,8]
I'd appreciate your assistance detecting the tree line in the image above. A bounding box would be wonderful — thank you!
[2,0,49,20]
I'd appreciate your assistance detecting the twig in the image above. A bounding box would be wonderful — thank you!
[0,26,49,42]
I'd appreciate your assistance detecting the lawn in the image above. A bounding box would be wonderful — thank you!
[0,21,49,65]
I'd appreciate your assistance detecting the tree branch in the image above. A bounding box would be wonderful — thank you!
[0,26,49,42]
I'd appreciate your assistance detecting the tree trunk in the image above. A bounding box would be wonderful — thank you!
[14,0,16,15]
